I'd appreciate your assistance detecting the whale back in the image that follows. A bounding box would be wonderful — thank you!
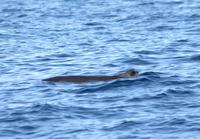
[43,69,139,83]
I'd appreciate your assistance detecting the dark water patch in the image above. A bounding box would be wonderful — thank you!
[184,14,200,22]
[103,120,144,131]
[102,63,118,67]
[148,121,187,135]
[166,1,184,5]
[129,87,197,104]
[140,71,163,80]
[93,26,106,30]
[73,82,124,94]
[187,103,200,108]
[151,92,169,99]
[78,42,92,46]
[160,118,188,126]
[176,39,189,43]
[106,38,131,43]
[135,50,160,55]
[168,53,200,63]
[17,14,28,18]
[25,53,76,63]
[148,25,176,32]
[50,53,75,58]
[0,19,4,23]
[161,79,198,86]
[165,89,196,97]
[118,135,153,139]
[152,100,190,110]
[29,103,107,119]
[29,103,63,114]
[189,54,200,61]
[0,129,22,137]
[5,103,69,122]
[19,125,38,132]
[189,43,200,47]
[127,93,169,103]
[137,1,183,6]
[100,95,126,103]
[33,57,56,62]
[0,115,29,123]
[187,127,200,132]
[35,116,63,122]
[2,8,22,13]
[65,128,91,134]
[145,14,166,22]
[170,39,190,46]
[84,22,104,26]
[123,58,154,65]
[186,27,200,34]
[137,2,155,6]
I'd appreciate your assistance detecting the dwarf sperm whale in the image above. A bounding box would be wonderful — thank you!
[43,69,139,83]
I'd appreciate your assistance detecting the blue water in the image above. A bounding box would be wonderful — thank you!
[1,0,200,138]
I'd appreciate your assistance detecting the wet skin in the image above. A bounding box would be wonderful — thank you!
[43,69,139,83]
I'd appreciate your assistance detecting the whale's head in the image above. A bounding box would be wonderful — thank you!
[118,69,139,78]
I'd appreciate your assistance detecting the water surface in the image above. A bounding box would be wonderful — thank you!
[1,0,200,139]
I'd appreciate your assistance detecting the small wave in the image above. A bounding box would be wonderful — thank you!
[137,2,155,6]
[152,93,169,99]
[29,103,105,119]
[15,103,66,120]
[160,118,187,126]
[153,88,195,100]
[140,71,163,79]
[162,79,197,86]
[140,1,183,6]
[78,43,92,46]
[17,14,27,18]
[165,89,196,97]
[50,53,75,58]
[0,129,22,137]
[148,25,175,32]
[127,93,169,102]
[2,8,22,13]
[0,115,28,123]
[116,15,140,22]
[189,54,200,61]
[135,50,160,55]
[84,22,103,26]
[66,128,91,134]
[19,125,38,132]
[103,120,143,131]
[123,58,154,65]
[184,14,200,21]
[106,39,131,43]
[176,39,189,43]
[161,1,183,5]
[74,81,127,94]
[128,88,195,103]
[30,103,62,113]
[74,77,151,94]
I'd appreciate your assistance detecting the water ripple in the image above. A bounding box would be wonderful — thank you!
[1,0,200,138]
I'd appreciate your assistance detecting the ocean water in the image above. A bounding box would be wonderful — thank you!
[1,0,200,138]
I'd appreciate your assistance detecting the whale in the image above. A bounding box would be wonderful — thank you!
[43,69,139,83]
